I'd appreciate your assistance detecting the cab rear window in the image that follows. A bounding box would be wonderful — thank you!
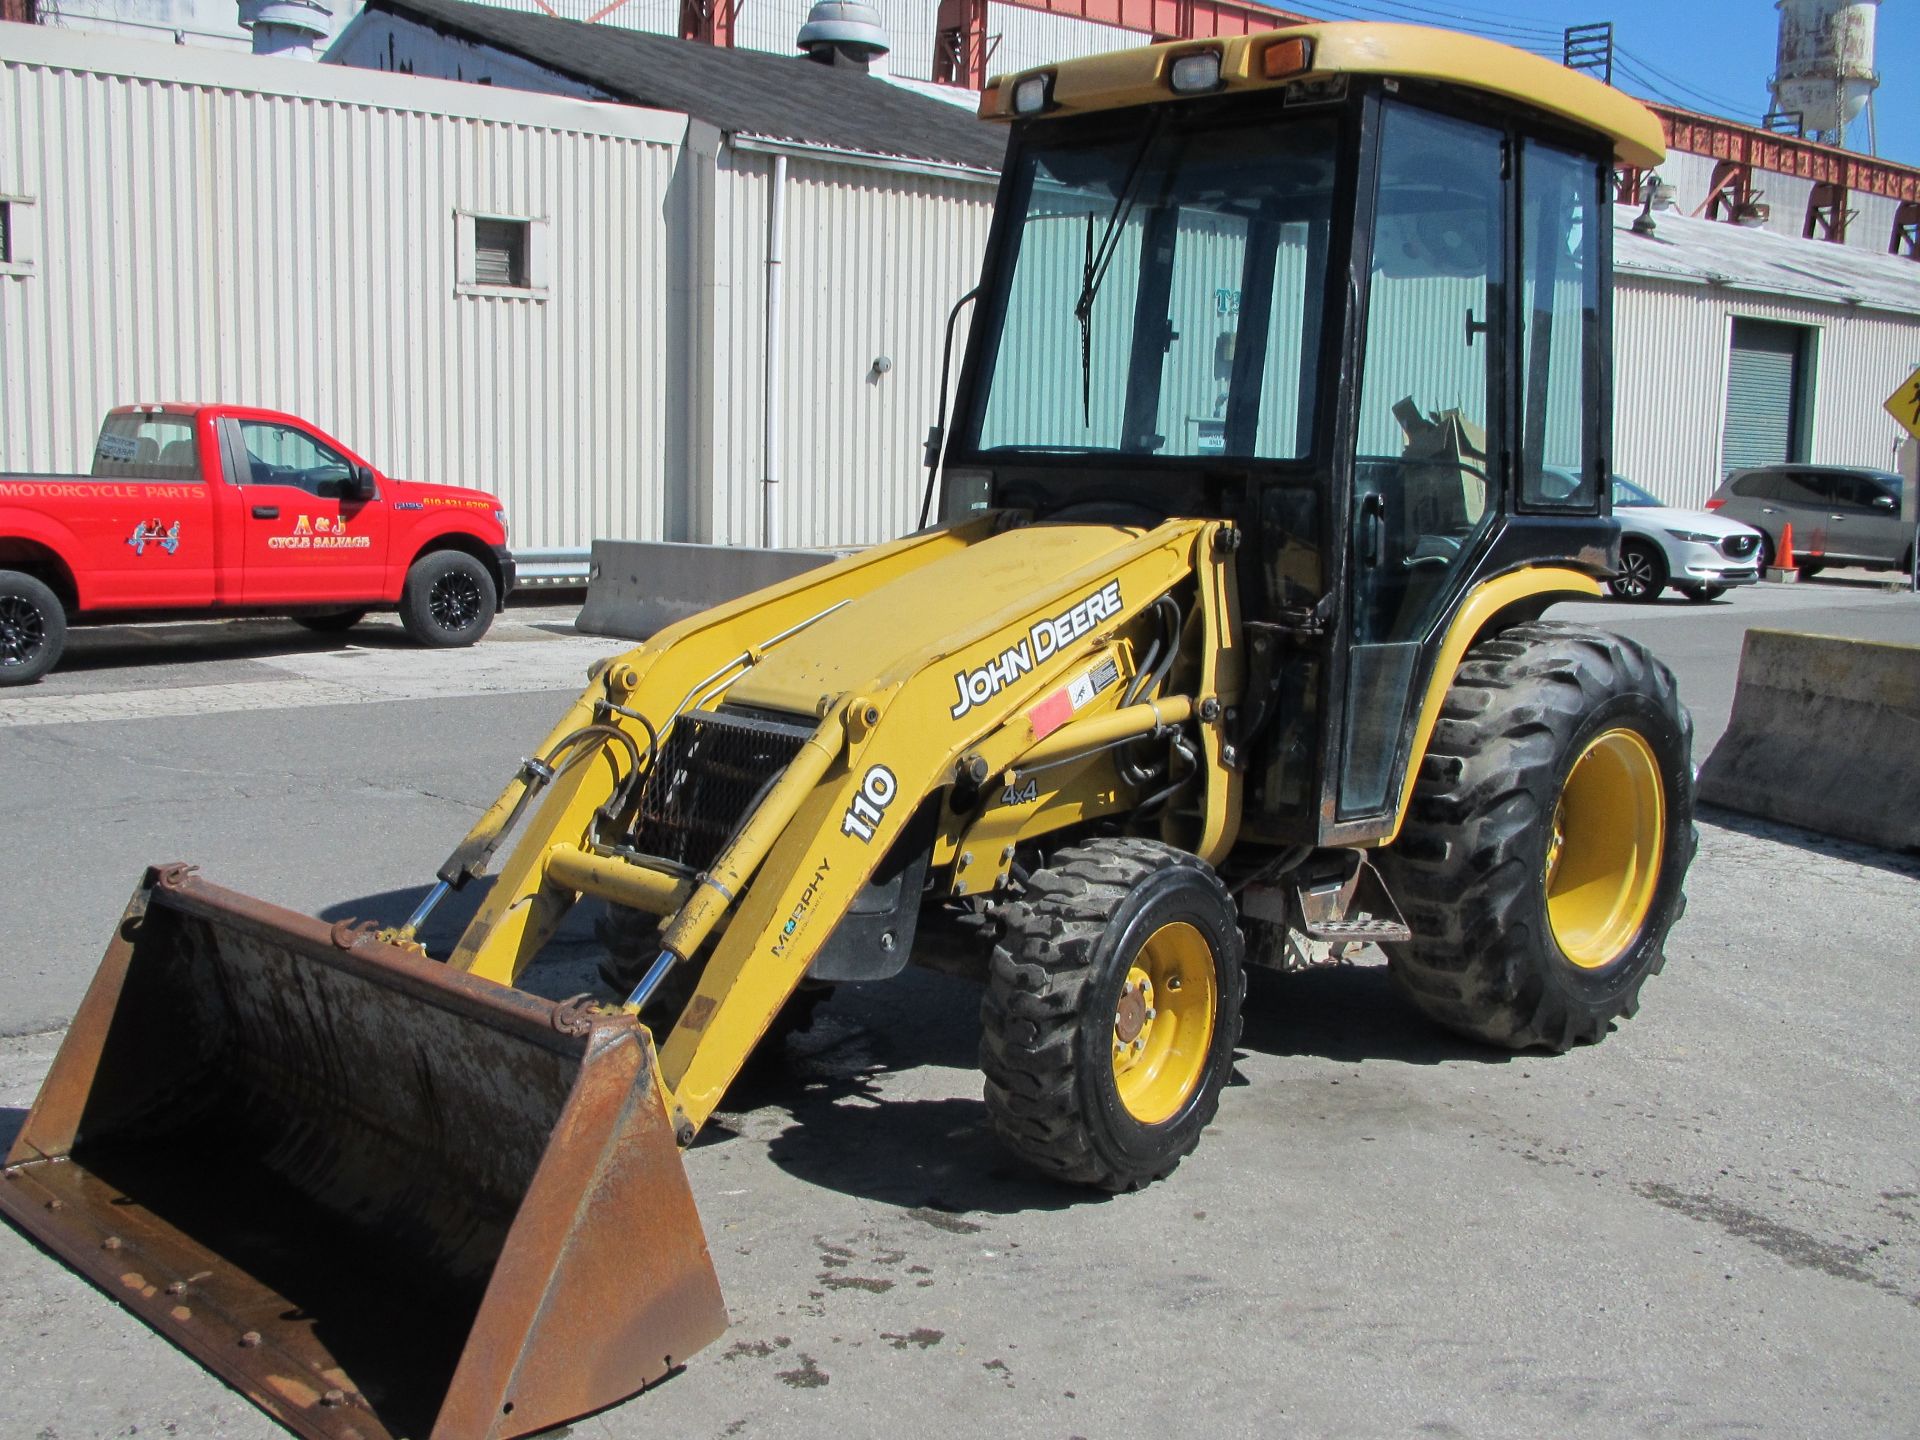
[93,414,200,481]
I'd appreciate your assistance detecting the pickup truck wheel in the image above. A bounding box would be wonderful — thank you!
[294,609,367,633]
[0,570,66,686]
[399,552,496,647]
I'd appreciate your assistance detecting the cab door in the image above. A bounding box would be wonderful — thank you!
[1336,103,1507,821]
[1331,104,1604,830]
[220,418,391,605]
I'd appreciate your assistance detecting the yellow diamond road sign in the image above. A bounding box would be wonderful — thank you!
[1888,365,1920,442]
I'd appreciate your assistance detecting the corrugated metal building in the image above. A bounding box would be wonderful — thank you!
[1612,204,1920,506]
[0,20,998,551]
[0,27,685,549]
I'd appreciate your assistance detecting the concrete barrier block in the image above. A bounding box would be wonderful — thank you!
[1697,629,1920,851]
[576,540,845,641]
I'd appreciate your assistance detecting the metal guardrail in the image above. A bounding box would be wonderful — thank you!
[509,547,591,589]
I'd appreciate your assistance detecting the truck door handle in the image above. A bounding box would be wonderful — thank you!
[251,505,279,519]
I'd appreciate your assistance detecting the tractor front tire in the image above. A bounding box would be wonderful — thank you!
[1377,622,1695,1052]
[981,839,1244,1191]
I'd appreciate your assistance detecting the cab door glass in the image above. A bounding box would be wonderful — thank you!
[1517,142,1601,509]
[1342,103,1504,817]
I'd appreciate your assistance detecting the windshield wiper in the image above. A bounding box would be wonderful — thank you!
[1073,112,1168,427]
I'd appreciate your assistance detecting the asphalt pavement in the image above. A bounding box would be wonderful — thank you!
[0,578,1915,1440]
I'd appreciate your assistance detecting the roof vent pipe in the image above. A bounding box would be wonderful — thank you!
[238,0,334,58]
[797,0,890,71]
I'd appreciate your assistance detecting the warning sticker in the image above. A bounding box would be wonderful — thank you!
[1028,656,1123,742]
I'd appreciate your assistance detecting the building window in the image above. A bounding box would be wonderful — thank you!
[0,196,33,277]
[455,211,548,299]
[474,218,527,287]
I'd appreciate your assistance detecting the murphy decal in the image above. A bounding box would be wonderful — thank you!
[841,764,898,843]
[771,857,832,958]
[949,580,1123,720]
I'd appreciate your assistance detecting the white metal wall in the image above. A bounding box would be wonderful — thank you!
[0,28,683,552]
[709,149,996,548]
[1612,276,1920,507]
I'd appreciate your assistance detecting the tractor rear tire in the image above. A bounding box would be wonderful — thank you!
[1377,622,1695,1052]
[981,838,1244,1191]
[0,570,67,687]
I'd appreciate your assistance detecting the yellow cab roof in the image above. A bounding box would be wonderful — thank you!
[979,21,1666,169]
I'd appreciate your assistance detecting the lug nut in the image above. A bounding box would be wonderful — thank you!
[321,1388,347,1408]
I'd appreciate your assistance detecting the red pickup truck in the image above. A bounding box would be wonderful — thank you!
[0,404,515,685]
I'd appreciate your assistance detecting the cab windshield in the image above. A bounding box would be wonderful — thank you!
[966,107,1338,463]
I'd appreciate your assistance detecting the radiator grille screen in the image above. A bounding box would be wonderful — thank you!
[629,709,814,873]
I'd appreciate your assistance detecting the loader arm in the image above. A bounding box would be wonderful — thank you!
[446,516,1242,1138]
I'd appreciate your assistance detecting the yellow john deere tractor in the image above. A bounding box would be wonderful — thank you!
[2,22,1691,1440]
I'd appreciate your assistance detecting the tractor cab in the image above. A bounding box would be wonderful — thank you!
[946,24,1666,845]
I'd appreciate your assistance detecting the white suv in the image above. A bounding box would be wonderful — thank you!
[1609,476,1763,603]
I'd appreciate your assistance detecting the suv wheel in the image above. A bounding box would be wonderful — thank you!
[1608,540,1667,603]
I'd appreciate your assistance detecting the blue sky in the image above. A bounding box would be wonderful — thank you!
[1297,0,1917,166]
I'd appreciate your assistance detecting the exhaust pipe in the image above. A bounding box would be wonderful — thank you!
[0,865,725,1440]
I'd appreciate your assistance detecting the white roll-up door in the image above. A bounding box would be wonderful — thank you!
[1722,318,1805,476]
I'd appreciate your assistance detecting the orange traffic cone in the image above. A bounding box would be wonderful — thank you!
[1777,522,1796,571]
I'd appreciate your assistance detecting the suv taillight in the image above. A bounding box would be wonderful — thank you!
[1704,497,1724,510]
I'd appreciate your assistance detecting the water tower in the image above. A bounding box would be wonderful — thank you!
[1770,0,1880,150]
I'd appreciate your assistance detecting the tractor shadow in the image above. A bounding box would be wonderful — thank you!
[729,970,1088,1218]
[1238,958,1520,1068]
[0,1107,24,1153]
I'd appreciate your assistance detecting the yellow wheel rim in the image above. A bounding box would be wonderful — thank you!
[1111,921,1217,1125]
[1545,727,1665,970]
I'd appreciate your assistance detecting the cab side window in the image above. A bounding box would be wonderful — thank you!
[237,422,356,498]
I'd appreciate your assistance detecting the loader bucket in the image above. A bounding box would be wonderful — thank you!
[0,866,727,1440]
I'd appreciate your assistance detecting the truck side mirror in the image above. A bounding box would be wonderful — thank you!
[352,464,377,501]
